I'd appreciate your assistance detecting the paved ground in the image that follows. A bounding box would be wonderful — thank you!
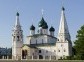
[0,60,84,62]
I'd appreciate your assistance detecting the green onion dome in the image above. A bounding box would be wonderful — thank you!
[42,22,48,29]
[38,17,48,29]
[30,25,35,30]
[62,6,65,11]
[16,12,19,16]
[49,26,55,31]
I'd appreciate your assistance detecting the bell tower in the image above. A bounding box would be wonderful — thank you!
[56,7,72,59]
[12,12,23,59]
[58,7,71,42]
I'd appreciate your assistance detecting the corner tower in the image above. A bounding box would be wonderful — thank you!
[12,12,23,59]
[56,7,72,59]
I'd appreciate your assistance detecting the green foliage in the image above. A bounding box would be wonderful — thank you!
[74,25,84,60]
[65,56,74,60]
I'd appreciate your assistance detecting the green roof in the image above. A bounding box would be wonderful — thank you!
[30,25,35,30]
[62,6,65,11]
[16,12,19,16]
[49,26,55,31]
[38,17,48,29]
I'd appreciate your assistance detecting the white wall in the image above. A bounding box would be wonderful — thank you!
[37,46,56,56]
[56,42,70,57]
[30,30,35,35]
[26,35,56,45]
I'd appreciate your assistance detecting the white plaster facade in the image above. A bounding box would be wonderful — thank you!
[30,30,35,35]
[26,35,56,45]
[12,12,23,59]
[12,7,72,60]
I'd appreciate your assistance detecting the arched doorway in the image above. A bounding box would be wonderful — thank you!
[22,50,27,59]
[39,55,43,59]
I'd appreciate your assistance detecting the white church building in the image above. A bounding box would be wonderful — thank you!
[12,7,72,60]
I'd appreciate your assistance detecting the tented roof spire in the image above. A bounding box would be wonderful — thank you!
[58,7,71,42]
[15,12,20,26]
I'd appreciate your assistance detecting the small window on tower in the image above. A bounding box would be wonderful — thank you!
[13,36,15,41]
[30,40,31,44]
[58,50,60,52]
[54,50,56,52]
[64,49,66,52]
[36,40,37,44]
[14,36,15,38]
[17,36,19,41]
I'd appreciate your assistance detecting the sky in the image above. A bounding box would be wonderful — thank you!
[0,0,84,48]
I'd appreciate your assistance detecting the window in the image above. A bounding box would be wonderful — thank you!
[39,50,41,53]
[64,49,66,52]
[58,50,60,52]
[35,50,37,52]
[54,50,56,52]
[17,36,19,41]
[36,40,37,44]
[18,32,19,34]
[13,36,15,41]
[61,44,63,47]
[46,50,48,53]
[42,39,43,44]
[30,40,31,44]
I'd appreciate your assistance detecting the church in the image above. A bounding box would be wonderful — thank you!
[12,7,72,60]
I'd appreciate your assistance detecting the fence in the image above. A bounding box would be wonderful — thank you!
[0,60,84,62]
[0,55,57,60]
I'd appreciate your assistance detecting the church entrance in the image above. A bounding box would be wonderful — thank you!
[39,55,43,59]
[22,50,27,59]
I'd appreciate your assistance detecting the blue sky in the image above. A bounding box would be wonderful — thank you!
[0,0,84,47]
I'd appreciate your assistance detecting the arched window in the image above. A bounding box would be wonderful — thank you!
[61,44,63,47]
[58,50,60,52]
[42,39,43,44]
[39,50,41,53]
[13,36,15,41]
[46,50,48,53]
[36,40,37,44]
[54,50,56,52]
[17,36,19,41]
[64,49,66,52]
[30,40,31,44]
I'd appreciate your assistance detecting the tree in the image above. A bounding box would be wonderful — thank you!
[74,25,84,60]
